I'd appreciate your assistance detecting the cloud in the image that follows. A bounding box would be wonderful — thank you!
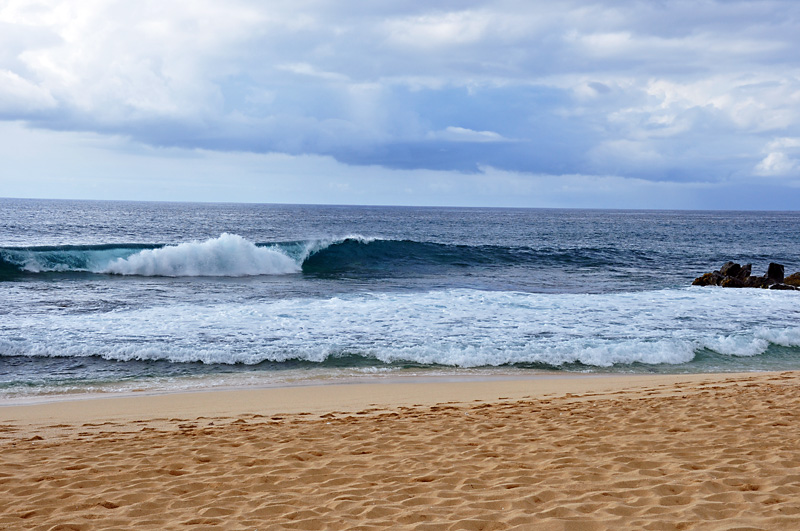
[0,69,57,111]
[2,0,800,207]
[3,121,800,209]
[427,126,508,143]
[383,10,493,49]
[755,137,800,177]
[276,63,350,82]
[756,152,798,177]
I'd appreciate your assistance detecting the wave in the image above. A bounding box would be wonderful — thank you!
[3,288,800,368]
[0,233,651,279]
[0,243,153,276]
[104,234,300,277]
[0,234,302,278]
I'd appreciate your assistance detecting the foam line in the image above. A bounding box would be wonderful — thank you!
[3,288,799,367]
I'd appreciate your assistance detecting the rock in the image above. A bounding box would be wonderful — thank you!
[720,277,744,288]
[767,263,785,283]
[693,262,796,291]
[737,264,752,280]
[770,283,798,291]
[785,272,800,287]
[692,272,722,286]
[744,275,768,288]
[719,261,741,277]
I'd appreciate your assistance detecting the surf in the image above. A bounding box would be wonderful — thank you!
[0,234,302,278]
[104,233,300,277]
[2,287,799,368]
[0,233,656,279]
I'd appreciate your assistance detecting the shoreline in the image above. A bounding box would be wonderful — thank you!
[0,371,761,426]
[0,367,564,407]
[3,370,800,530]
[0,371,752,422]
[2,364,785,406]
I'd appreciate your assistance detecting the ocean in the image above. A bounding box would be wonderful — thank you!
[1,198,799,400]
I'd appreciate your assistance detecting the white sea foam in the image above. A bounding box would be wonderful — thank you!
[3,287,799,368]
[755,327,800,348]
[700,335,770,357]
[104,233,300,277]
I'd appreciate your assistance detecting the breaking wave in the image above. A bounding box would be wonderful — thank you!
[104,234,299,277]
[0,233,652,279]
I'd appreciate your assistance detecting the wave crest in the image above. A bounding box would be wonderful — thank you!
[0,234,692,280]
[105,233,300,277]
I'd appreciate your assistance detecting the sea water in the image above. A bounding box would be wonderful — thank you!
[1,199,799,399]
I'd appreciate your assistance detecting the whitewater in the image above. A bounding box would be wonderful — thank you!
[2,199,800,399]
[0,233,379,277]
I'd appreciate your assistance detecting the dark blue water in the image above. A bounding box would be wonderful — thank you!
[2,198,800,398]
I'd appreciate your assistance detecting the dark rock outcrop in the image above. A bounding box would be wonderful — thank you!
[719,261,741,277]
[737,264,752,279]
[693,262,799,291]
[767,263,785,283]
[692,272,721,286]
[770,283,796,291]
[720,276,744,288]
[744,275,769,288]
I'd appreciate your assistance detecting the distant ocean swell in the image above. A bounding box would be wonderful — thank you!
[0,233,654,279]
[2,288,799,368]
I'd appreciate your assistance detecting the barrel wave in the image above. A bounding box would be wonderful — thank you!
[0,233,655,280]
[300,238,652,276]
[0,234,301,278]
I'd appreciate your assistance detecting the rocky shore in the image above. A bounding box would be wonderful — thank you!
[693,262,800,290]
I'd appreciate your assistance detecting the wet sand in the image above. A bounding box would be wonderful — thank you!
[2,372,800,530]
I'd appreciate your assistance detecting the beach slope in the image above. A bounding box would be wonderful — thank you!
[2,372,800,530]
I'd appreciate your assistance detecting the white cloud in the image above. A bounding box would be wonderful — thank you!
[0,69,56,111]
[571,31,634,57]
[277,63,349,82]
[755,152,798,176]
[381,9,544,50]
[755,137,800,177]
[765,137,800,150]
[428,126,507,143]
[384,11,490,48]
[2,0,268,120]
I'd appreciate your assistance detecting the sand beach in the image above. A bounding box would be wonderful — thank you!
[3,372,800,530]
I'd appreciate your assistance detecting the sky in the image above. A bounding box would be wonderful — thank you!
[1,0,800,209]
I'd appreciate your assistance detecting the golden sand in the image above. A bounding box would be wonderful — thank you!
[2,372,800,530]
